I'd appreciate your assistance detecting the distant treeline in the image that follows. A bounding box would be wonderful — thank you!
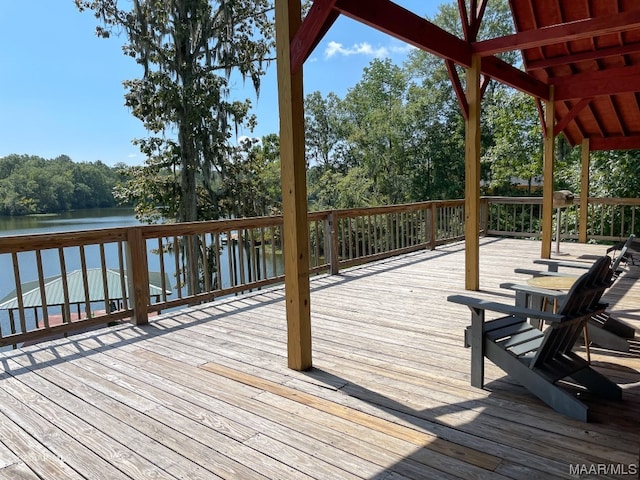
[0,154,128,216]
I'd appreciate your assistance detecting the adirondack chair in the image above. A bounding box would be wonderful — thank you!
[448,256,622,422]
[531,233,635,279]
[505,236,637,352]
[606,233,638,266]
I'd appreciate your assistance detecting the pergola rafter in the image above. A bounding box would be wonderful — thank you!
[472,9,640,56]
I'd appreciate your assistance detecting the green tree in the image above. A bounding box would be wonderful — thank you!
[304,91,352,171]
[112,158,181,224]
[77,0,276,295]
[71,160,119,209]
[404,0,518,198]
[483,89,542,193]
[0,154,122,215]
[220,134,282,217]
[586,150,640,198]
[76,0,274,223]
[341,58,413,205]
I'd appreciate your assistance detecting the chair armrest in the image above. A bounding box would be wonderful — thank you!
[532,259,591,272]
[513,268,576,277]
[447,295,565,323]
[499,282,566,299]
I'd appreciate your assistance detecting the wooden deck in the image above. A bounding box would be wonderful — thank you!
[0,238,638,479]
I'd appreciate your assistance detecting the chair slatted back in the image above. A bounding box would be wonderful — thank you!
[530,256,613,369]
[610,234,635,277]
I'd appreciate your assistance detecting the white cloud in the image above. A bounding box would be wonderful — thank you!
[324,41,389,59]
[390,44,417,54]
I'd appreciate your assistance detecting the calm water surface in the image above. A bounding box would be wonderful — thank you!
[0,209,283,341]
[0,207,140,236]
[0,208,140,299]
[0,209,141,346]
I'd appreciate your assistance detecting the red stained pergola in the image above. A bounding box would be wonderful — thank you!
[275,0,640,369]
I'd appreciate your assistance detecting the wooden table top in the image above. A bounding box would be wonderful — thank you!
[527,275,578,290]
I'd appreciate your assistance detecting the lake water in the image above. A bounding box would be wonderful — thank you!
[0,209,140,347]
[0,207,141,236]
[0,208,284,343]
[0,208,141,299]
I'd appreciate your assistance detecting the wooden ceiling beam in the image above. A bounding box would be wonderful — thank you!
[575,116,587,141]
[472,8,640,56]
[587,103,606,138]
[553,64,640,100]
[334,0,472,66]
[459,0,489,41]
[527,42,640,70]
[570,115,587,145]
[553,97,592,137]
[590,135,640,151]
[480,74,490,99]
[481,56,549,100]
[446,59,469,120]
[458,0,471,41]
[290,0,339,74]
[470,0,489,40]
[609,97,627,136]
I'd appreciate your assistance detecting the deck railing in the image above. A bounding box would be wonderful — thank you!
[484,196,640,241]
[0,199,465,348]
[1,196,636,348]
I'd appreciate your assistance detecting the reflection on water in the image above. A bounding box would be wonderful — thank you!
[0,207,140,236]
[0,208,140,300]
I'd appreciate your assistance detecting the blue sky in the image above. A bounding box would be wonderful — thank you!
[0,1,441,167]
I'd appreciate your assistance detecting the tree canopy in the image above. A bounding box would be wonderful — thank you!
[6,0,635,223]
[303,0,521,209]
[0,154,125,216]
[76,0,274,223]
[302,0,640,210]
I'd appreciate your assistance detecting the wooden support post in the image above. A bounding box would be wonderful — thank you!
[479,197,488,236]
[126,227,150,325]
[470,306,485,389]
[328,211,340,275]
[464,54,481,291]
[275,0,313,371]
[541,87,555,259]
[579,138,590,243]
[429,203,437,250]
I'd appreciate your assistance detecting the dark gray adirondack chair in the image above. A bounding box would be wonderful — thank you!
[506,237,636,351]
[530,233,635,279]
[448,256,622,422]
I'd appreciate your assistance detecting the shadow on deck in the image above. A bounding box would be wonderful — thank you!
[0,237,638,479]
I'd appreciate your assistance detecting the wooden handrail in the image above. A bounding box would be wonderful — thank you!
[0,196,636,348]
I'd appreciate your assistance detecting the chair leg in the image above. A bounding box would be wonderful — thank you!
[587,323,630,352]
[583,325,591,363]
[485,343,590,421]
[469,308,486,389]
[570,367,622,401]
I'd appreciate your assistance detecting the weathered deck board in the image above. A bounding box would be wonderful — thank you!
[0,238,638,480]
